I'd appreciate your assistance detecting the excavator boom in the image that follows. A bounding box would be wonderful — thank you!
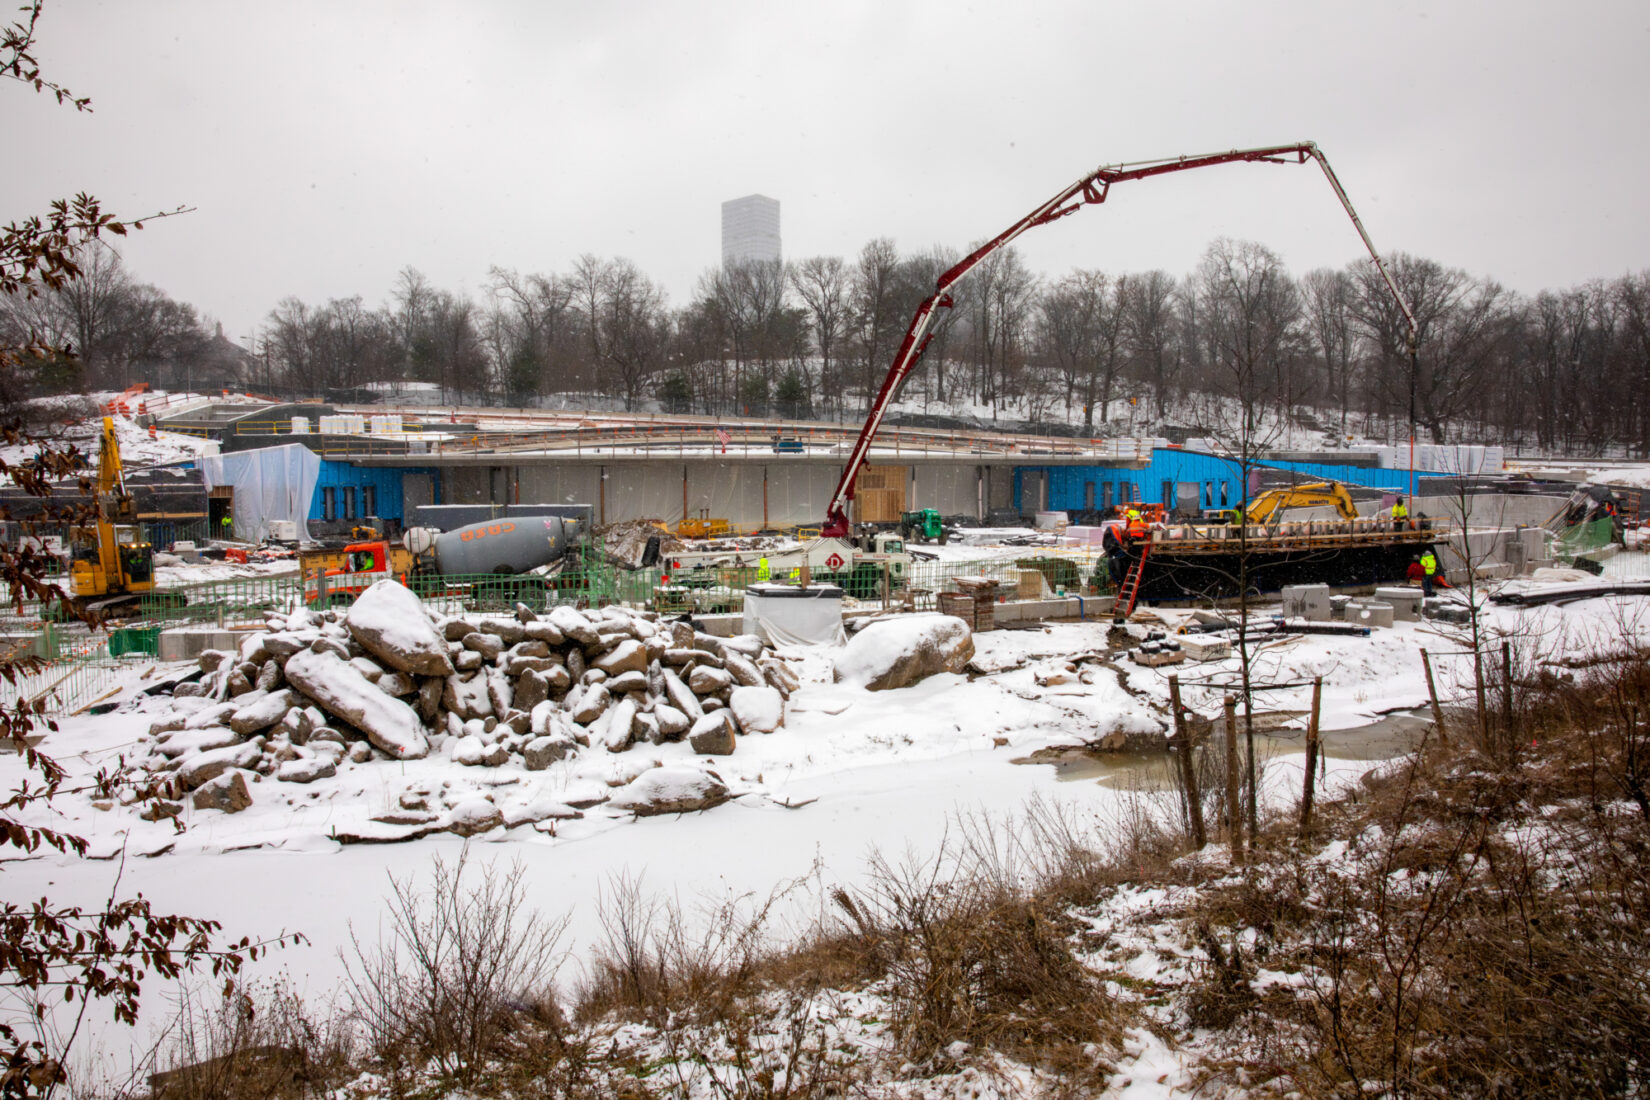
[1242,481,1360,525]
[70,416,156,608]
[820,142,1418,537]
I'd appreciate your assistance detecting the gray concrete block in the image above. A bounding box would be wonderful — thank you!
[1347,600,1395,629]
[1281,583,1331,621]
[158,628,258,662]
[1374,587,1424,621]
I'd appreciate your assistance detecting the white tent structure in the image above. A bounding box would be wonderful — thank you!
[197,444,321,542]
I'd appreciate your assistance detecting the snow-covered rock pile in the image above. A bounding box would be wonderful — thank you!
[140,580,799,819]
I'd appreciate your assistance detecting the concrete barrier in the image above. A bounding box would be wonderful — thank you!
[158,628,259,662]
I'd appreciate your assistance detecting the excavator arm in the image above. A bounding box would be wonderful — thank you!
[820,141,1419,537]
[1243,481,1360,525]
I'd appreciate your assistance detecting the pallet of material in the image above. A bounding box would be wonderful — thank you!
[938,592,994,632]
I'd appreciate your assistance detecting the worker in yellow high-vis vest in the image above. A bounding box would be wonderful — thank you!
[1419,548,1438,597]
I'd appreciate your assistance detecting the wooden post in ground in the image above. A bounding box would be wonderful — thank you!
[1420,648,1448,746]
[1299,676,1323,836]
[1501,640,1515,739]
[1169,675,1206,848]
[1224,695,1243,857]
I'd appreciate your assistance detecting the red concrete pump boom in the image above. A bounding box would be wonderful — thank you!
[820,141,1418,538]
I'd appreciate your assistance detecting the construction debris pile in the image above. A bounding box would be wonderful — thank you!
[594,519,684,568]
[138,580,799,818]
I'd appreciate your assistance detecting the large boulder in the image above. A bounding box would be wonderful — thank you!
[156,726,241,759]
[688,664,735,696]
[277,756,337,783]
[608,767,731,817]
[191,770,252,813]
[729,686,784,734]
[523,735,575,770]
[284,649,430,760]
[447,797,505,837]
[661,668,704,723]
[229,689,297,736]
[443,672,494,721]
[548,606,600,647]
[601,696,638,753]
[688,710,737,755]
[833,613,975,692]
[345,580,455,678]
[177,740,264,790]
[593,639,648,677]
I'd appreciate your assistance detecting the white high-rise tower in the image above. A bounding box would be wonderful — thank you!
[720,194,781,266]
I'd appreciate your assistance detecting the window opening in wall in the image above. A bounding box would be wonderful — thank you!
[1161,480,1173,506]
[1102,482,1114,510]
[362,485,376,516]
[321,487,336,520]
[343,487,357,520]
[1084,481,1095,510]
[1220,481,1230,507]
[1205,480,1215,508]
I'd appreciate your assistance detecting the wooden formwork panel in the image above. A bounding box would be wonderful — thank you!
[854,465,908,523]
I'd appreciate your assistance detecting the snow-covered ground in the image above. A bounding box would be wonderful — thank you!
[0,392,218,469]
[153,557,299,587]
[9,576,1650,1087]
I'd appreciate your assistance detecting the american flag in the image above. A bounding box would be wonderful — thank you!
[715,426,730,451]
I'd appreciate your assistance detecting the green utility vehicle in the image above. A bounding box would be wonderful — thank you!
[898,508,950,544]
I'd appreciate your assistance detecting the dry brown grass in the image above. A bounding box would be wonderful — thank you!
[139,979,353,1100]
[1178,653,1650,1098]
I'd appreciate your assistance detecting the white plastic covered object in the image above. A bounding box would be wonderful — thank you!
[742,583,845,646]
[197,444,321,542]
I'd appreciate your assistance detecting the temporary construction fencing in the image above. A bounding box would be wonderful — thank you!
[4,639,154,716]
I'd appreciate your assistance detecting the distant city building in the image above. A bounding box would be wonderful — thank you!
[721,194,781,267]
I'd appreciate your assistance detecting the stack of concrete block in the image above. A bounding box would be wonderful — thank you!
[1130,641,1185,667]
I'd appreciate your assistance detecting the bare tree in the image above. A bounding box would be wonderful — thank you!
[1039,269,1126,430]
[966,245,1038,418]
[896,245,962,410]
[850,237,902,416]
[1301,267,1357,438]
[1617,271,1650,456]
[1122,269,1180,419]
[574,256,671,410]
[1348,252,1517,444]
[789,255,849,418]
[1191,237,1302,837]
[486,265,577,402]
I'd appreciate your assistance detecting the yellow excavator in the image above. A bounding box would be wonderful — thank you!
[1241,480,1361,525]
[68,417,158,611]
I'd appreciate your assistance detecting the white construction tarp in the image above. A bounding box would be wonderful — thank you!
[742,583,846,647]
[198,444,322,542]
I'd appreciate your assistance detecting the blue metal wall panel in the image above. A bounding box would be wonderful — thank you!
[1247,457,1450,492]
[1013,449,1450,513]
[310,462,435,521]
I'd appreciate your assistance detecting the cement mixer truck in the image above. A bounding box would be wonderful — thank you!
[301,515,582,608]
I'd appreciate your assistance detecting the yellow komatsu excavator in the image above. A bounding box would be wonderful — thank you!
[1242,480,1361,525]
[69,417,158,611]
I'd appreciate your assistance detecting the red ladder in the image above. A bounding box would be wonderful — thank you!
[1113,543,1152,620]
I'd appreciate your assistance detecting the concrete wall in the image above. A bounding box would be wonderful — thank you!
[1410,493,1566,530]
[439,459,992,531]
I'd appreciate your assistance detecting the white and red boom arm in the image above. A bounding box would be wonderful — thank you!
[819,141,1417,538]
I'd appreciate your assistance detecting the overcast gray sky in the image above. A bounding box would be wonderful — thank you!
[8,0,1647,343]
